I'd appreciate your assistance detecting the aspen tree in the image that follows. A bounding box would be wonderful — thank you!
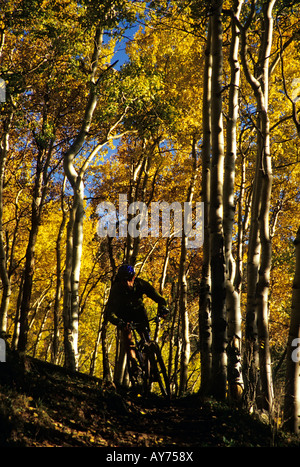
[63,25,104,371]
[0,112,13,336]
[52,178,67,364]
[209,0,227,401]
[199,19,212,398]
[18,137,54,354]
[62,0,139,370]
[179,137,198,395]
[238,0,275,411]
[62,25,129,370]
[224,0,244,403]
[284,226,300,434]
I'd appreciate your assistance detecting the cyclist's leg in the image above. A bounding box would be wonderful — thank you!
[136,323,150,342]
[130,324,152,393]
[126,328,137,360]
[133,325,169,397]
[134,324,150,368]
[122,327,139,377]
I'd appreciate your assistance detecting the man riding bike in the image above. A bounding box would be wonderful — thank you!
[105,264,168,374]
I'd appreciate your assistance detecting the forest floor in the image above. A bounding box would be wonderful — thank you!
[0,352,299,452]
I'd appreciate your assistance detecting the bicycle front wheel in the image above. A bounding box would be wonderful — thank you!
[144,342,171,400]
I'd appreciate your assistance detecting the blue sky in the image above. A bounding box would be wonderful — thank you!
[109,23,141,70]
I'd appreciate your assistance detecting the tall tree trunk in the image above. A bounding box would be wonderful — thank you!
[199,19,212,398]
[284,226,300,434]
[52,178,67,364]
[18,144,52,353]
[255,0,275,414]
[238,1,275,411]
[125,150,148,265]
[178,238,189,395]
[239,4,262,409]
[210,0,227,401]
[62,177,85,370]
[224,0,244,403]
[63,26,103,371]
[101,237,116,382]
[168,280,178,394]
[90,312,103,377]
[235,150,250,292]
[63,24,130,371]
[159,237,171,295]
[0,113,12,336]
[179,138,198,395]
[11,275,23,350]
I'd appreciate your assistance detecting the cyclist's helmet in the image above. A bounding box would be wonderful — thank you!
[117,264,135,281]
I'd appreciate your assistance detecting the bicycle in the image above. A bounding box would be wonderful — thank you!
[125,313,171,400]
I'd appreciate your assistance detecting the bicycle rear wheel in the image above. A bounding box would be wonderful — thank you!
[144,342,170,399]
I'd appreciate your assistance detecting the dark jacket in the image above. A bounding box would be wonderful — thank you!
[105,277,166,328]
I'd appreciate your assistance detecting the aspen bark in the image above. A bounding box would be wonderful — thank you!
[18,144,53,353]
[179,236,189,396]
[179,138,198,395]
[52,178,67,364]
[238,7,261,406]
[209,0,227,401]
[63,26,103,370]
[159,237,171,296]
[224,0,244,402]
[255,0,275,413]
[0,114,12,336]
[284,226,300,434]
[199,19,212,398]
[239,0,275,411]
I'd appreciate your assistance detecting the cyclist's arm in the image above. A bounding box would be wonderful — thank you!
[105,305,120,326]
[140,278,167,307]
[104,287,123,326]
[106,306,128,329]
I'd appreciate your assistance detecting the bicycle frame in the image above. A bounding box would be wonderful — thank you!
[130,315,161,346]
[126,314,170,399]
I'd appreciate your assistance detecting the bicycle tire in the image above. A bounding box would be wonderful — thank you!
[144,342,171,399]
[142,347,152,396]
[127,358,137,388]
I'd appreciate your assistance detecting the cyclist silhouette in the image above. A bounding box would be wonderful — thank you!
[105,264,168,373]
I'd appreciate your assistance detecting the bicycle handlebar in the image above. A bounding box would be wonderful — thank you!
[119,305,169,328]
[129,310,169,328]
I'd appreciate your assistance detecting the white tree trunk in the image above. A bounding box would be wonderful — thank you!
[179,138,198,395]
[0,114,12,336]
[209,0,227,401]
[199,19,212,398]
[284,226,300,434]
[63,27,103,370]
[224,0,244,402]
[255,0,275,413]
[238,1,275,411]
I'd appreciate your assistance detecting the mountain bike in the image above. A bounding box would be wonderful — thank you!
[126,313,171,400]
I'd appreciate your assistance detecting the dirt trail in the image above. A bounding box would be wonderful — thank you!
[0,355,298,448]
